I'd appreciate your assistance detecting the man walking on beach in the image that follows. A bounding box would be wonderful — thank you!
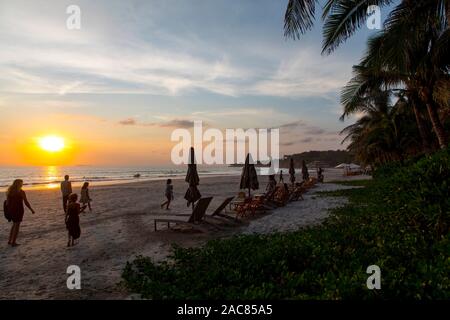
[61,175,72,213]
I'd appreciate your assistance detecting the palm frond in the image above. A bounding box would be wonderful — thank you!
[284,0,317,39]
[322,0,393,54]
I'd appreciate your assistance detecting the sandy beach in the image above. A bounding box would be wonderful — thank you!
[0,169,369,299]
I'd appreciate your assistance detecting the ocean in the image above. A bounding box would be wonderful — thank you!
[0,165,244,191]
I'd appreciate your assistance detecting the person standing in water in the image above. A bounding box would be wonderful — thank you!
[60,175,72,213]
[80,182,92,212]
[160,179,174,210]
[6,179,35,246]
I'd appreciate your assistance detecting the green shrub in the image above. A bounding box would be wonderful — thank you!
[122,148,450,299]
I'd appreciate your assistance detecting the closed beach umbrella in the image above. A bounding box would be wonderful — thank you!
[184,147,201,208]
[240,153,259,197]
[289,158,295,184]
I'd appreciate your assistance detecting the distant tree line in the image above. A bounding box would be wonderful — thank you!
[280,150,353,168]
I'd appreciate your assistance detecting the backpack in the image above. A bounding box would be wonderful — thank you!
[3,200,12,222]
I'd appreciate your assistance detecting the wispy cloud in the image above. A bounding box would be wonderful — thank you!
[117,117,199,129]
[248,49,352,98]
[118,118,137,126]
[158,119,195,128]
[0,2,353,99]
[278,120,307,129]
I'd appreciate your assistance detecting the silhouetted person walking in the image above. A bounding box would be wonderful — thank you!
[80,182,92,212]
[60,175,72,213]
[160,179,174,210]
[6,179,35,246]
[302,160,309,181]
[317,167,324,183]
[65,193,86,247]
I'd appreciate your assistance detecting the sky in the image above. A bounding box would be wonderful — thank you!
[0,0,384,166]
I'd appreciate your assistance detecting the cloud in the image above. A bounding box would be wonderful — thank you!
[58,81,84,96]
[304,127,326,135]
[299,137,314,143]
[158,119,195,129]
[248,48,352,98]
[117,117,198,129]
[0,2,354,99]
[118,118,137,126]
[278,120,307,129]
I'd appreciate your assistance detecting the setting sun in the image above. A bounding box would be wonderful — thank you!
[38,136,65,152]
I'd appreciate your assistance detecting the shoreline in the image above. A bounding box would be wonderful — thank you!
[0,166,333,192]
[0,172,242,192]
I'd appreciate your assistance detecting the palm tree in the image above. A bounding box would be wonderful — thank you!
[285,1,449,54]
[285,0,449,148]
[360,5,449,148]
[340,89,421,165]
[340,62,434,153]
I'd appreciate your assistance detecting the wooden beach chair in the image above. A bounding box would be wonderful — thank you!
[153,197,213,232]
[272,186,290,207]
[230,191,246,210]
[207,197,239,223]
[233,195,272,218]
[234,199,252,218]
[302,177,317,189]
[289,183,305,201]
[247,196,271,215]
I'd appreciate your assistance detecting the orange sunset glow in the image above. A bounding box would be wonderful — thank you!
[16,134,74,166]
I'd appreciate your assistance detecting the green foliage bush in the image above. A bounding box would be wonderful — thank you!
[122,148,450,299]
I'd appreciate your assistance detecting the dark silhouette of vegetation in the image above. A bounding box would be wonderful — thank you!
[280,150,353,167]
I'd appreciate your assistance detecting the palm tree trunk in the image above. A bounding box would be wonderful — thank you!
[420,86,448,149]
[447,1,450,30]
[411,101,431,153]
[426,101,448,149]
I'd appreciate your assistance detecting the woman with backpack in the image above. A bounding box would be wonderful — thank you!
[5,179,35,247]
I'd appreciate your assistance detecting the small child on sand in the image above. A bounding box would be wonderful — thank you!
[160,179,174,210]
[80,182,92,212]
[65,194,87,247]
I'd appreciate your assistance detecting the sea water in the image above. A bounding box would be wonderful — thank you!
[0,165,243,191]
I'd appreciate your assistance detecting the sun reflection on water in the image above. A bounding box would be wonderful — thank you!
[44,166,60,189]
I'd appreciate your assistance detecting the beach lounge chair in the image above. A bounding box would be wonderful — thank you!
[234,199,251,218]
[206,197,239,222]
[153,197,213,232]
[230,191,247,210]
[247,196,271,215]
[272,185,290,207]
[289,183,305,201]
[233,195,272,218]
